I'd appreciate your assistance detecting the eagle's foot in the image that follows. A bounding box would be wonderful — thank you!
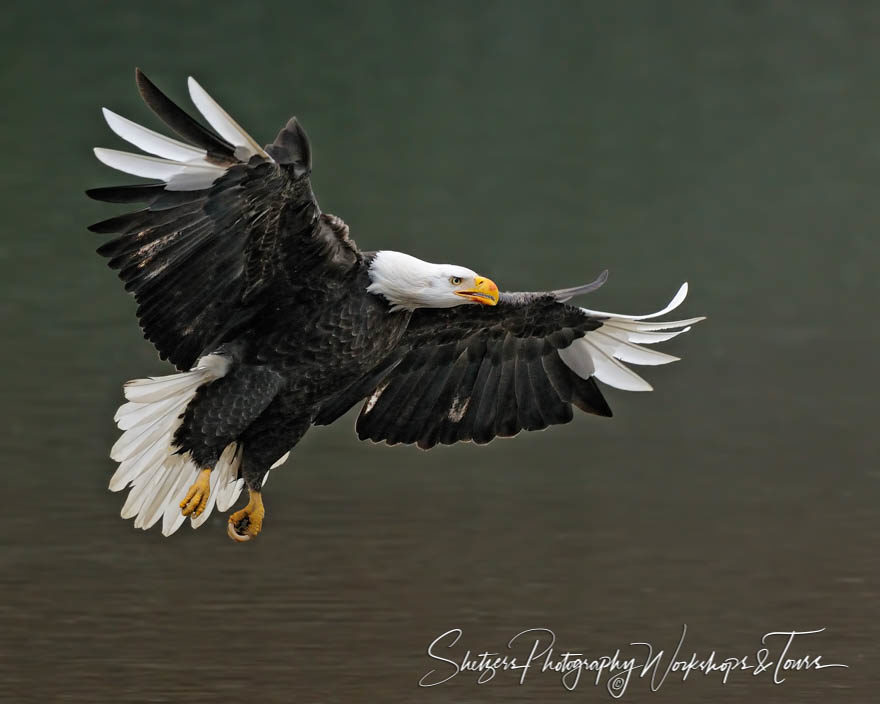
[227,489,265,542]
[180,468,211,517]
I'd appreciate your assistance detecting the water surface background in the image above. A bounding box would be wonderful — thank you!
[1,2,877,702]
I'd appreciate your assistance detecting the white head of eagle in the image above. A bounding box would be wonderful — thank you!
[367,250,500,312]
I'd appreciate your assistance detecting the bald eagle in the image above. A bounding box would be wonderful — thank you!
[89,70,703,541]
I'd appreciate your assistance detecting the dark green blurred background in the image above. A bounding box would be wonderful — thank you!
[1,1,876,702]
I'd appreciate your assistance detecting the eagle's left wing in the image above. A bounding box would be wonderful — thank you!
[355,280,703,449]
[88,70,359,371]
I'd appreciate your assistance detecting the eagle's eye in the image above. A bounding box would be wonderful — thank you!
[449,276,462,286]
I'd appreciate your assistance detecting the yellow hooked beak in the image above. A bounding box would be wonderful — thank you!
[455,275,499,306]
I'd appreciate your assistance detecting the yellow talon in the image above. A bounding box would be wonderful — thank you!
[180,468,211,517]
[227,489,265,542]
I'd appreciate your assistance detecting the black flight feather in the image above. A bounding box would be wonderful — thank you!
[134,68,236,162]
[86,184,166,204]
[570,376,613,417]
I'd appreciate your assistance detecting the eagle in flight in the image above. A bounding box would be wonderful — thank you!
[89,70,703,542]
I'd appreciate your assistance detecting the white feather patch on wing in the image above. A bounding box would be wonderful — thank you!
[557,341,595,379]
[587,329,680,366]
[600,323,693,345]
[102,108,209,163]
[109,354,230,536]
[363,381,389,414]
[604,317,705,332]
[581,338,654,391]
[560,338,653,391]
[557,283,705,393]
[93,148,225,191]
[579,282,691,320]
[187,77,269,160]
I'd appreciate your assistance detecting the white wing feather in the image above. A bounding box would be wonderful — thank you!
[187,77,269,160]
[557,282,704,392]
[102,108,209,163]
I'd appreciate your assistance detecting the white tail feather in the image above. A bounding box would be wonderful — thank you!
[255,452,289,490]
[140,459,184,529]
[189,444,238,530]
[558,283,704,392]
[215,446,244,513]
[270,452,290,469]
[110,437,173,492]
[216,478,245,513]
[121,464,165,519]
[115,395,183,428]
[109,354,233,536]
[123,371,207,403]
[161,461,198,536]
[110,417,171,462]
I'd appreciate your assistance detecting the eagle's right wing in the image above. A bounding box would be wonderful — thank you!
[88,70,360,371]
[355,282,703,449]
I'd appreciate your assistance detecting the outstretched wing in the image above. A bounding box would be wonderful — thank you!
[88,69,360,370]
[355,280,703,449]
